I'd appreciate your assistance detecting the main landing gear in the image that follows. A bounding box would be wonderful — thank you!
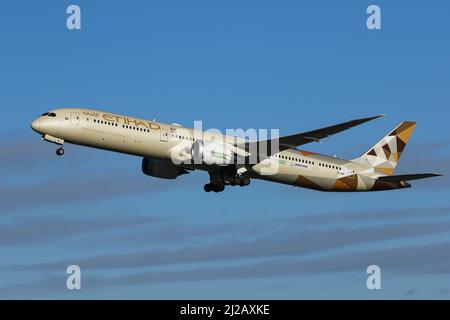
[203,175,251,193]
[56,147,65,156]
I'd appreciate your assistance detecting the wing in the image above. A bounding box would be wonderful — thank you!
[236,114,385,157]
[378,173,442,183]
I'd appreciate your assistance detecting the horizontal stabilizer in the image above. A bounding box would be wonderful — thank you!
[378,173,442,183]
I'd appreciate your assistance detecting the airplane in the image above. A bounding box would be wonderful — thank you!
[30,108,441,193]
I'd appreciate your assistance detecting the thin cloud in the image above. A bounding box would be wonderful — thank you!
[2,241,450,297]
[7,219,450,272]
[0,169,196,214]
[0,213,168,247]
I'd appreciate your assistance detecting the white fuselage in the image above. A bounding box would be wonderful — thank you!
[31,108,394,192]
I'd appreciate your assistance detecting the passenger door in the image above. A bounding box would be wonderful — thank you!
[338,166,351,177]
[71,112,80,126]
[160,128,169,142]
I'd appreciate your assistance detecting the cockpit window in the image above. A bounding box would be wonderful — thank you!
[41,112,56,117]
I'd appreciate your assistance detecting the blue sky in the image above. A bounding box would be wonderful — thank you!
[1,0,450,299]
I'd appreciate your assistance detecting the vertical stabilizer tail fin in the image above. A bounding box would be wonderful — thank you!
[353,121,416,176]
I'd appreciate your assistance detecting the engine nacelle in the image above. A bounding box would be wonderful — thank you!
[141,158,187,179]
[191,140,234,166]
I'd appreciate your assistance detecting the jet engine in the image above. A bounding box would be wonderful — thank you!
[141,158,188,179]
[191,140,234,166]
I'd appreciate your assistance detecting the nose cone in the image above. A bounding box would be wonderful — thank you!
[31,118,41,133]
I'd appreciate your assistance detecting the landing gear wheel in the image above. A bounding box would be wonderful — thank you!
[213,184,225,193]
[56,147,65,156]
[204,184,213,192]
[240,177,251,186]
[205,183,225,193]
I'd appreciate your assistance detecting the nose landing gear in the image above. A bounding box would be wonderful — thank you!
[41,135,65,157]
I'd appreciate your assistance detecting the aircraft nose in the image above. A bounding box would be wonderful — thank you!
[31,118,41,133]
